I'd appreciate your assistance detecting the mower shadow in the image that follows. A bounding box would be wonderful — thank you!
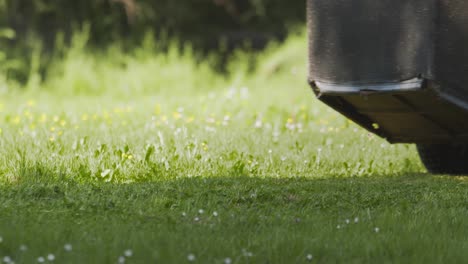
[3,171,466,215]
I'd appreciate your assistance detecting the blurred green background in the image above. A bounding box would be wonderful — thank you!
[2,0,304,45]
[0,0,305,86]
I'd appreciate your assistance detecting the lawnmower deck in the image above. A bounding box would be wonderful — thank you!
[312,81,468,143]
[307,0,468,144]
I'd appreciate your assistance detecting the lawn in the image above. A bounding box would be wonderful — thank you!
[0,31,467,263]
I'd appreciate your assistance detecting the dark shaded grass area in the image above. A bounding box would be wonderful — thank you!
[1,174,467,263]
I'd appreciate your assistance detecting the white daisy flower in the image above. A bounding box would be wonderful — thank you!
[187,254,196,262]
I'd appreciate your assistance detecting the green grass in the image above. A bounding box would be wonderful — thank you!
[2,176,467,263]
[0,31,467,263]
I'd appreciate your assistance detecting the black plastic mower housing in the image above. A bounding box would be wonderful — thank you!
[307,0,468,143]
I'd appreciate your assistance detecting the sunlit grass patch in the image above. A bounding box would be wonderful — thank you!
[0,91,422,183]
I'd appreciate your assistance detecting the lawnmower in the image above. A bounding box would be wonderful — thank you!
[307,0,468,174]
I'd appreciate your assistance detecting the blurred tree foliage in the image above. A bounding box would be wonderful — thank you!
[0,0,305,85]
[2,0,305,48]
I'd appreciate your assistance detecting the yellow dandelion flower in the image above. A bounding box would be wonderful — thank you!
[39,114,47,123]
[287,118,294,124]
[173,112,182,120]
[128,155,133,160]
[50,127,56,132]
[13,116,21,124]
[321,119,330,125]
[27,100,36,107]
[81,114,88,121]
[186,116,194,123]
[154,104,161,115]
[49,136,55,142]
[60,120,66,127]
